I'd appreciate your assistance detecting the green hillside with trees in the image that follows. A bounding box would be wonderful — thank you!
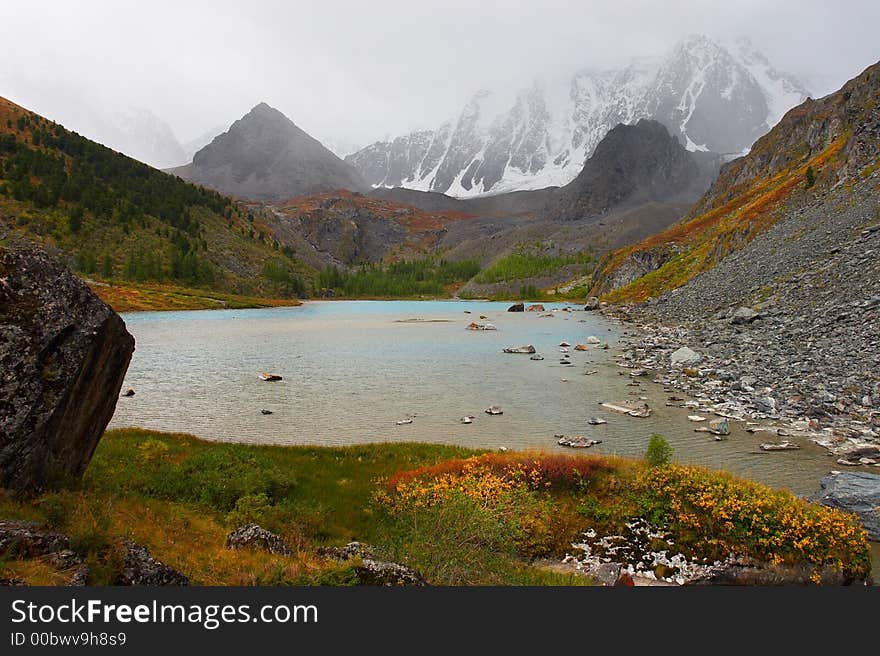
[0,96,308,307]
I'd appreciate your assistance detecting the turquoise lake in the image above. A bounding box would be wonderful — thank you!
[110,300,839,496]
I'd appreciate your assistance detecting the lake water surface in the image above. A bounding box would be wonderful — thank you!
[110,300,841,497]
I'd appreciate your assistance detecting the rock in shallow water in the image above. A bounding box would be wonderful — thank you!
[0,246,135,493]
[502,345,536,354]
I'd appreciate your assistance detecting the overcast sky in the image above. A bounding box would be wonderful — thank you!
[1,0,879,154]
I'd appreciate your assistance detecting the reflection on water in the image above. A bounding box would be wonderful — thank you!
[111,300,840,497]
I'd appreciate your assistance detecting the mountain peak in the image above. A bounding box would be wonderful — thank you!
[172,104,367,201]
[547,119,715,220]
[247,101,283,118]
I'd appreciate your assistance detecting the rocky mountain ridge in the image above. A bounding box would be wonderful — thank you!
[546,119,720,220]
[346,35,808,197]
[592,59,880,301]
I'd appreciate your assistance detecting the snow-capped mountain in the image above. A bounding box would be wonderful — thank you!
[105,107,187,169]
[346,35,810,198]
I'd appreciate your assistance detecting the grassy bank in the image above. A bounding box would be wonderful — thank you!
[0,430,870,585]
[88,281,302,312]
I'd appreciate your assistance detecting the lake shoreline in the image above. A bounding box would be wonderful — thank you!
[602,304,880,470]
[89,280,304,313]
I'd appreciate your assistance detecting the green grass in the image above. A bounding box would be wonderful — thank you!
[317,259,480,298]
[0,98,311,301]
[0,429,870,586]
[1,430,531,585]
[84,430,476,544]
[474,248,593,285]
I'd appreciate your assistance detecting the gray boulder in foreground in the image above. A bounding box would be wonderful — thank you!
[116,541,188,586]
[0,245,134,492]
[730,306,759,324]
[318,542,427,586]
[670,346,702,366]
[226,523,291,555]
[816,471,880,540]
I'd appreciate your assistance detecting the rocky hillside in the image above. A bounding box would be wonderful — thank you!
[346,35,807,197]
[262,191,479,269]
[169,103,367,201]
[593,61,880,457]
[592,60,880,301]
[0,96,309,299]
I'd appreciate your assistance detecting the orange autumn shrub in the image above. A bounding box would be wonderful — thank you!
[384,451,612,492]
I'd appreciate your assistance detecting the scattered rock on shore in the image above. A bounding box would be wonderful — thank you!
[670,346,702,366]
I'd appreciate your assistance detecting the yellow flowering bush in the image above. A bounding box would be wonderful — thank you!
[635,465,871,578]
[375,452,871,583]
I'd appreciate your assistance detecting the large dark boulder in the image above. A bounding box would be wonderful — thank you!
[0,245,134,492]
[816,471,880,540]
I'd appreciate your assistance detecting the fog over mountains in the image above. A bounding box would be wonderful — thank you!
[0,32,815,197]
[346,35,809,197]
